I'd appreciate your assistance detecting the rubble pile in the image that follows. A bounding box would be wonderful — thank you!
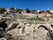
[0,20,53,40]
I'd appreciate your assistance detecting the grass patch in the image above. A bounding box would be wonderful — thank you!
[0,18,16,22]
[27,17,44,21]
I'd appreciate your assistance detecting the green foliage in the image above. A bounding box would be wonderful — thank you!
[26,8,31,13]
[10,7,23,12]
[10,8,15,9]
[17,9,23,12]
[27,17,44,21]
[0,8,6,14]
[0,18,11,22]
[0,18,16,22]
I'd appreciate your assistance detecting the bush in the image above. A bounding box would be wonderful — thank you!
[0,8,6,14]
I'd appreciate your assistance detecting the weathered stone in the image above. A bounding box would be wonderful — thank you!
[0,38,7,40]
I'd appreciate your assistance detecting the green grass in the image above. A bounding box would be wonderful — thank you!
[0,18,16,22]
[27,17,44,21]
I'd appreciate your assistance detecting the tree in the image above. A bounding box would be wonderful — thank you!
[10,8,15,10]
[47,10,50,13]
[16,9,23,12]
[0,8,6,14]
[47,10,53,18]
[26,8,31,13]
[39,11,44,14]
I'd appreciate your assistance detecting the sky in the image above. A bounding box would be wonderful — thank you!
[0,0,53,10]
